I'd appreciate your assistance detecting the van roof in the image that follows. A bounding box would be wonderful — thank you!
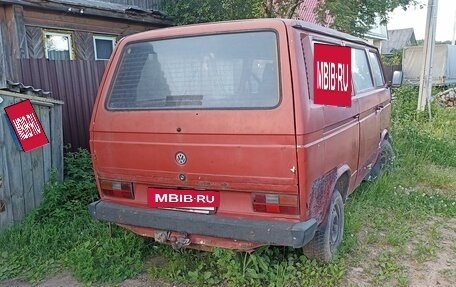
[283,19,375,49]
[121,18,376,50]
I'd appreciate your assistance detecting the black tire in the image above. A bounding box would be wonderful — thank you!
[303,189,344,263]
[368,140,394,181]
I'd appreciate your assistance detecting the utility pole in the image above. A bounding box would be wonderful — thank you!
[418,0,439,117]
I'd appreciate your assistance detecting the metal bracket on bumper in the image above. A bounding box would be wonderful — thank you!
[88,200,317,248]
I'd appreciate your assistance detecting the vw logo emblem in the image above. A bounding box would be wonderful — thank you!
[175,152,187,165]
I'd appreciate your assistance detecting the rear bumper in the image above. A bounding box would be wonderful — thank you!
[88,200,317,248]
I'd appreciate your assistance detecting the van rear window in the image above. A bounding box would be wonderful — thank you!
[107,31,280,110]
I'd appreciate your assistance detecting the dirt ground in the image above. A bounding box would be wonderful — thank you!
[343,218,456,287]
[0,273,175,287]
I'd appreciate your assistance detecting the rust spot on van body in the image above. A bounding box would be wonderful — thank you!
[309,168,337,224]
[122,224,263,251]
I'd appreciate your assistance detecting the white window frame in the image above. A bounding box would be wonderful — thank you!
[93,35,117,60]
[44,31,74,60]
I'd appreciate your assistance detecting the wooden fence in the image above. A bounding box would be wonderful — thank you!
[16,59,107,150]
[0,90,63,230]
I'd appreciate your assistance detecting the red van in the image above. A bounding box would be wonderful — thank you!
[88,19,393,262]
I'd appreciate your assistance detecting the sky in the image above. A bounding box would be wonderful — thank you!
[388,0,456,41]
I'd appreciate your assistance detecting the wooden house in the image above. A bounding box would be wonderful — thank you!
[0,0,172,149]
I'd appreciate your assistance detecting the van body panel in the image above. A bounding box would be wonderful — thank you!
[355,89,383,184]
[293,28,361,223]
[91,20,299,220]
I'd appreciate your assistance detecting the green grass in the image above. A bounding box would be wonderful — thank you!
[1,85,456,286]
[0,150,150,284]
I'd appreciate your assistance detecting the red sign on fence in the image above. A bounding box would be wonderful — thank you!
[4,100,49,152]
[314,44,352,107]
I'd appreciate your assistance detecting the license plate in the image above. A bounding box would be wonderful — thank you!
[147,188,220,212]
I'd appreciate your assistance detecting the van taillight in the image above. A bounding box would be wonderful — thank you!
[100,180,134,199]
[252,193,298,215]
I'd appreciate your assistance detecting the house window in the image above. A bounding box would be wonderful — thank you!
[44,31,73,60]
[93,35,116,60]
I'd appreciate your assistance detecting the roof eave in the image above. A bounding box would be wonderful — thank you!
[0,0,173,27]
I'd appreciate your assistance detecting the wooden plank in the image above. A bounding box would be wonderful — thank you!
[41,106,52,184]
[0,7,6,89]
[0,6,13,89]
[30,144,45,206]
[50,104,63,182]
[20,3,172,27]
[93,0,162,11]
[0,143,14,230]
[19,142,34,213]
[20,103,51,211]
[23,9,161,36]
[0,97,13,230]
[0,89,63,105]
[12,5,28,59]
[4,5,24,80]
[25,26,44,59]
[74,31,94,61]
[31,105,45,206]
[2,96,25,224]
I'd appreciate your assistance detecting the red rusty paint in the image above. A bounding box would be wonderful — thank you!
[121,224,265,251]
[309,168,337,224]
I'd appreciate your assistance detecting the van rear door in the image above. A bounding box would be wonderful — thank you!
[90,23,299,218]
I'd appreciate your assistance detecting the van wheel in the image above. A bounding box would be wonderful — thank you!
[303,189,344,263]
[368,140,394,181]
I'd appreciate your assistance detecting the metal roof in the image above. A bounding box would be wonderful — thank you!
[297,0,331,26]
[381,28,417,54]
[289,19,372,48]
[4,80,52,97]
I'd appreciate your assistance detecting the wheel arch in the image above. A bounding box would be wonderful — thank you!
[308,164,351,225]
[335,166,350,202]
[381,129,392,145]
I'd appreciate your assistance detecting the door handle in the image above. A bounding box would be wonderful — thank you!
[376,105,384,112]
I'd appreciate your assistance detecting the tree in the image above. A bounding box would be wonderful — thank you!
[161,0,304,25]
[161,0,260,25]
[260,0,304,18]
[162,0,419,37]
[314,0,418,36]
[381,49,403,66]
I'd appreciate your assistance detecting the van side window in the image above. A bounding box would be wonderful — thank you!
[352,49,374,93]
[368,51,385,87]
